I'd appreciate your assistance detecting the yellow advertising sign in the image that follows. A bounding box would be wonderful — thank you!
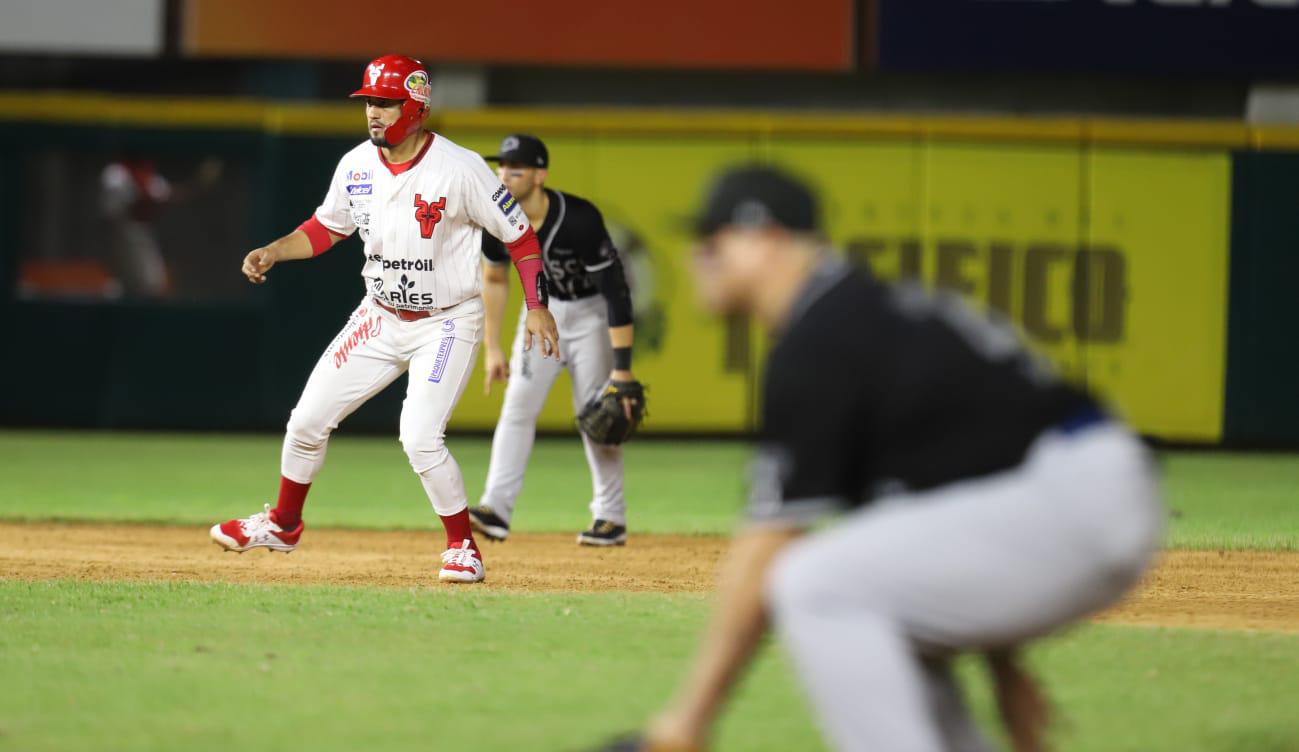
[1084,150,1230,440]
[444,127,1230,441]
[767,139,1229,441]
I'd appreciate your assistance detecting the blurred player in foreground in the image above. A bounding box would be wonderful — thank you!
[470,134,643,547]
[601,166,1163,751]
[209,54,560,584]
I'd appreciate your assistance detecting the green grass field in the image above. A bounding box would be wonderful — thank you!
[2,430,1297,548]
[2,430,1298,751]
[0,430,750,536]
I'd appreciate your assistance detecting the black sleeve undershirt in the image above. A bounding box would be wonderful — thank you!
[577,202,633,327]
[481,232,510,265]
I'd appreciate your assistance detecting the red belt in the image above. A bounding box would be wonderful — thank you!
[372,298,435,321]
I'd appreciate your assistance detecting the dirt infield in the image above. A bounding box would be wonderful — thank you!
[1095,550,1299,633]
[1,522,1295,632]
[0,522,726,593]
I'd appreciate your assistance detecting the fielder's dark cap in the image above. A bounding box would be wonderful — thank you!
[692,165,820,237]
[485,133,549,168]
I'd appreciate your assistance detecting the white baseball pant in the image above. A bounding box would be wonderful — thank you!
[480,295,626,526]
[766,422,1163,752]
[280,295,482,517]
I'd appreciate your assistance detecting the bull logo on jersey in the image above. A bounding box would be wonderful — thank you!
[368,63,384,86]
[404,70,431,105]
[413,194,447,239]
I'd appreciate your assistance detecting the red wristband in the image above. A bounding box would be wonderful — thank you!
[507,228,549,310]
[297,215,337,257]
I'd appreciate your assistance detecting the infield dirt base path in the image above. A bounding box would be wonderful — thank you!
[1,522,1296,633]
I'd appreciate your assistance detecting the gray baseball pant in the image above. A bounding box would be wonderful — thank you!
[480,295,626,526]
[766,423,1163,752]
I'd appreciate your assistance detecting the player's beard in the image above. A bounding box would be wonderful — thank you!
[370,134,392,148]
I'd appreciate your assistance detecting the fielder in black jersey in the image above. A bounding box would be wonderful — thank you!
[471,134,638,546]
[610,167,1163,752]
[479,190,632,323]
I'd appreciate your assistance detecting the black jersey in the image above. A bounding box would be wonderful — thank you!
[748,260,1098,525]
[482,188,632,325]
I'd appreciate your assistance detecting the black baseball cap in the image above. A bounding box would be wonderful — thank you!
[485,134,549,168]
[691,165,820,237]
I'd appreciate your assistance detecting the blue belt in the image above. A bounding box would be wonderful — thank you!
[1058,405,1108,435]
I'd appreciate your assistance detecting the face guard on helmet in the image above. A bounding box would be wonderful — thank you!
[351,54,431,147]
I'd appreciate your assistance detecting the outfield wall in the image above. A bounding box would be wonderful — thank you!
[0,94,1293,444]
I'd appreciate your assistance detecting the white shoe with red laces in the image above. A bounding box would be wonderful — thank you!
[439,539,485,583]
[210,504,303,553]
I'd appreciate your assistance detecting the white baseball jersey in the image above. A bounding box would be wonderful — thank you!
[314,133,530,310]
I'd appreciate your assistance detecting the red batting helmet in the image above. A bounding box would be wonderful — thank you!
[351,54,431,146]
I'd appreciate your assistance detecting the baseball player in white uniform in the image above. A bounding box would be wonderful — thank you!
[209,54,560,584]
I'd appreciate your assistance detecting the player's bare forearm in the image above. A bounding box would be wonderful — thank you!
[270,229,317,262]
[241,229,318,284]
[482,263,510,351]
[648,526,803,748]
[988,649,1052,752]
[481,262,514,393]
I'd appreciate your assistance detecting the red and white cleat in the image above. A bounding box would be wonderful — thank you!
[210,504,303,553]
[439,539,485,583]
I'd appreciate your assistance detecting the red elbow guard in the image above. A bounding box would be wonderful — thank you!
[507,228,549,309]
[297,215,336,256]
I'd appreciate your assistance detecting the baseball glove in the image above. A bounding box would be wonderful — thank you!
[577,379,646,445]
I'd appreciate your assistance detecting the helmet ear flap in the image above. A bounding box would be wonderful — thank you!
[383,98,429,147]
[404,97,429,123]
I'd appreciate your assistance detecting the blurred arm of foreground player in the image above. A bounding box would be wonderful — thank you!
[988,649,1052,752]
[643,526,803,751]
[639,527,1053,752]
[241,225,343,284]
